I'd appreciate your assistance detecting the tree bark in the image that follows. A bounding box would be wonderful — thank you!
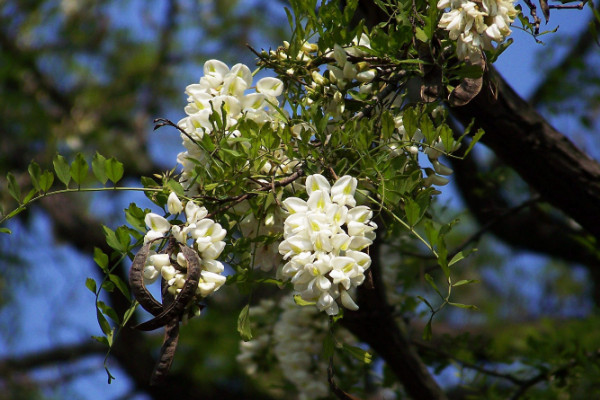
[450,67,600,240]
[343,237,448,400]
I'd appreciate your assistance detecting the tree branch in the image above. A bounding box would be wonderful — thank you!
[0,341,105,375]
[449,67,600,241]
[343,226,449,400]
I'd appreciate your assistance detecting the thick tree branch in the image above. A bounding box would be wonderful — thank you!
[343,229,448,400]
[450,67,600,240]
[450,150,600,266]
[0,341,105,375]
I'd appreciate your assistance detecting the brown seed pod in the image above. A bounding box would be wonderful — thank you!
[129,242,164,316]
[133,244,201,331]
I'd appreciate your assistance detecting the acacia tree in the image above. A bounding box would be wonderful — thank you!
[1,1,600,399]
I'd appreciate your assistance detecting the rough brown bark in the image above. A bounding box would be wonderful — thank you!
[343,237,448,400]
[451,67,600,240]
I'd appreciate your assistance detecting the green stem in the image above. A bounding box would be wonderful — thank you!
[0,186,163,226]
[362,191,438,258]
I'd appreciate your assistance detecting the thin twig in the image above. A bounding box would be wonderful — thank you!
[448,194,542,259]
[414,339,526,385]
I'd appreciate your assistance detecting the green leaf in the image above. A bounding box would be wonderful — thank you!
[101,280,115,292]
[98,301,120,324]
[463,128,485,157]
[293,294,316,306]
[70,153,89,186]
[39,170,54,193]
[23,188,37,204]
[415,27,428,42]
[109,274,130,299]
[7,172,21,203]
[381,111,395,140]
[103,225,124,252]
[122,302,138,326]
[53,154,71,188]
[92,153,108,184]
[424,273,443,299]
[452,279,479,287]
[237,304,253,341]
[424,220,438,248]
[96,308,113,337]
[0,227,12,235]
[420,115,436,144]
[343,344,373,364]
[91,335,109,346]
[86,278,97,293]
[423,319,433,340]
[115,226,132,252]
[5,207,25,220]
[449,248,477,267]
[106,158,124,184]
[125,203,147,232]
[166,179,184,197]
[28,161,42,192]
[403,107,417,138]
[93,247,109,272]
[448,251,465,267]
[439,125,455,152]
[404,199,421,227]
[448,302,478,310]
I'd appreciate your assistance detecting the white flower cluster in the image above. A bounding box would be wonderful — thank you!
[143,193,227,298]
[278,174,375,315]
[237,298,330,400]
[272,298,330,399]
[177,59,285,194]
[437,0,518,61]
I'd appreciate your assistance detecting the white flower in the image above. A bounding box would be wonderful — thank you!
[279,174,375,315]
[256,77,284,97]
[144,213,170,243]
[167,192,183,215]
[340,289,359,311]
[438,0,517,60]
[142,198,228,303]
[331,175,357,207]
[185,201,208,224]
[203,59,229,79]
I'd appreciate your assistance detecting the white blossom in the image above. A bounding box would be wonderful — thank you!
[142,200,228,299]
[438,0,518,61]
[177,59,287,193]
[278,174,375,315]
[167,192,183,215]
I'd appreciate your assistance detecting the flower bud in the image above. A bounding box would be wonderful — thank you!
[167,192,183,215]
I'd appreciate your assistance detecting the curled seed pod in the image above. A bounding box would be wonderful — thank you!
[134,244,201,331]
[149,317,180,385]
[129,242,163,316]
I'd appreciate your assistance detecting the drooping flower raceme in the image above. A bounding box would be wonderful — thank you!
[177,59,286,194]
[143,193,227,299]
[278,174,376,315]
[237,298,332,400]
[437,0,518,61]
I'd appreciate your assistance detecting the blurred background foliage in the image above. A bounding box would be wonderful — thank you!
[0,0,599,399]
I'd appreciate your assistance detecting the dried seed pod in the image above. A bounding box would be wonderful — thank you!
[129,242,163,316]
[133,244,201,331]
